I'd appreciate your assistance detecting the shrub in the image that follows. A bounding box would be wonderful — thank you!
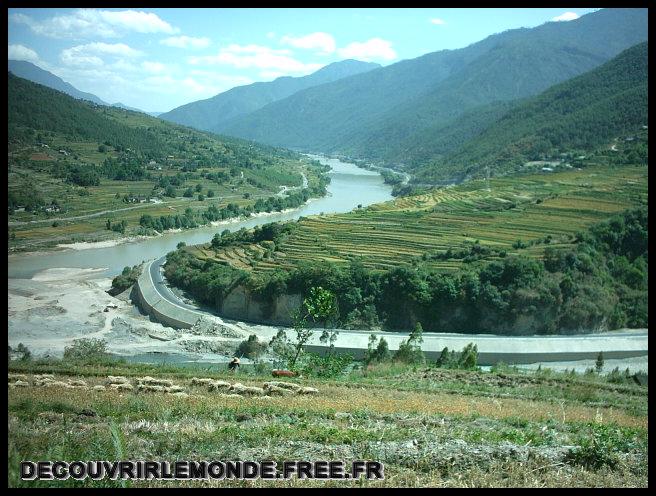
[236,334,268,359]
[109,265,141,296]
[11,343,32,361]
[394,323,425,365]
[63,338,110,363]
[300,352,353,378]
[364,334,391,365]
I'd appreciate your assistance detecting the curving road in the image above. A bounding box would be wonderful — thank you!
[139,257,649,365]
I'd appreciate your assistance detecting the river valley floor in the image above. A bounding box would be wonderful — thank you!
[8,267,648,374]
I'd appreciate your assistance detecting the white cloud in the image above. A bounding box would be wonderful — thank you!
[552,12,579,22]
[141,61,168,73]
[10,9,178,39]
[280,32,336,54]
[430,18,446,25]
[8,44,40,63]
[188,43,323,75]
[61,42,143,67]
[266,32,276,39]
[160,36,211,49]
[338,38,397,62]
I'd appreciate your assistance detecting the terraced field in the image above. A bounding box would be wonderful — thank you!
[192,164,647,274]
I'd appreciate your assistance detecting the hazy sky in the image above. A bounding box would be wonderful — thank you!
[8,8,600,112]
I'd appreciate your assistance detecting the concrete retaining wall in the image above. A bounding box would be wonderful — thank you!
[133,259,648,365]
[132,263,198,329]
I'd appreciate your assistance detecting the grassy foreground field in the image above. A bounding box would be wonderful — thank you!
[192,163,647,274]
[8,360,648,487]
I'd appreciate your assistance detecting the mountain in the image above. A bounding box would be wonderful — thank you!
[220,8,647,162]
[7,72,298,166]
[7,60,156,115]
[410,42,648,182]
[8,60,109,106]
[111,102,147,113]
[158,59,381,132]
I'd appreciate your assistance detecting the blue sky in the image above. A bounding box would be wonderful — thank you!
[8,8,600,112]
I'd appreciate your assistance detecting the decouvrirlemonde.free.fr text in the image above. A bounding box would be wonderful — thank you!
[21,460,384,481]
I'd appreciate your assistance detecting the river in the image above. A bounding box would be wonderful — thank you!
[7,155,393,279]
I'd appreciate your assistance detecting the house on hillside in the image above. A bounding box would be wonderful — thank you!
[58,149,69,156]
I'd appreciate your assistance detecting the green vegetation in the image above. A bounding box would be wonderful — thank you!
[8,354,648,487]
[62,339,111,364]
[269,287,339,370]
[235,334,268,359]
[411,42,648,183]
[167,160,647,334]
[221,9,646,170]
[108,265,142,296]
[393,323,426,365]
[7,73,328,252]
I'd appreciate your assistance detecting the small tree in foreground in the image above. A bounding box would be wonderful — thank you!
[365,334,391,365]
[269,286,338,371]
[435,342,479,370]
[394,323,425,365]
[596,351,605,374]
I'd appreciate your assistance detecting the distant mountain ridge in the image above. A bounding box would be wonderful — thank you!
[8,60,108,106]
[158,59,381,132]
[219,8,647,165]
[7,60,155,115]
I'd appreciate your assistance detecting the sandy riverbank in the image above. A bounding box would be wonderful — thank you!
[8,267,258,360]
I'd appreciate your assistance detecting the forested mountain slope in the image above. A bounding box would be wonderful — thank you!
[222,8,647,162]
[159,59,380,133]
[411,42,648,182]
[8,60,108,105]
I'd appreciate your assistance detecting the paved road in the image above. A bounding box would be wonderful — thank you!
[143,257,648,363]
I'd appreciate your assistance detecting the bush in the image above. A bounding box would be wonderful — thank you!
[300,352,353,378]
[109,265,141,296]
[364,334,391,365]
[394,323,425,365]
[11,343,32,361]
[63,338,110,363]
[435,342,478,370]
[236,334,268,359]
[566,424,637,470]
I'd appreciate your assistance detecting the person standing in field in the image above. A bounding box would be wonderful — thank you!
[228,357,240,372]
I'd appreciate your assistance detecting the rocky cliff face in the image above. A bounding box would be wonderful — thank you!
[220,285,302,326]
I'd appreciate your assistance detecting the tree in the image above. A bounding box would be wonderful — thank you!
[183,187,194,198]
[394,322,425,364]
[364,334,391,365]
[271,286,339,370]
[436,347,450,367]
[14,343,32,361]
[458,343,478,370]
[207,190,215,198]
[164,185,176,197]
[596,351,604,374]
